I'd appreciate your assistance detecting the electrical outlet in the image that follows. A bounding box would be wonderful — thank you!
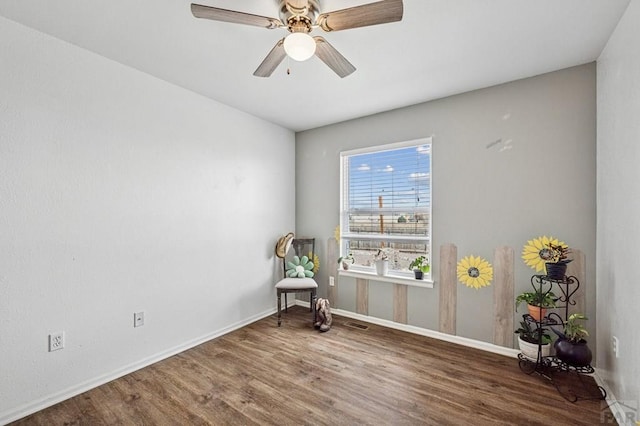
[612,336,619,358]
[49,332,64,352]
[329,276,335,286]
[134,312,144,328]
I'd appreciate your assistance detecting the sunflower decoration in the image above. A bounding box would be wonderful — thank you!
[308,252,320,274]
[522,235,568,272]
[457,255,493,289]
[334,225,341,243]
[286,256,315,278]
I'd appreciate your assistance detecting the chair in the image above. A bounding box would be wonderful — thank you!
[275,238,318,327]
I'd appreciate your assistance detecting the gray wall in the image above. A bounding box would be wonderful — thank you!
[0,16,294,422]
[296,64,597,345]
[597,0,640,413]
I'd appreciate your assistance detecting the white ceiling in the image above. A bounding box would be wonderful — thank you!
[0,0,630,131]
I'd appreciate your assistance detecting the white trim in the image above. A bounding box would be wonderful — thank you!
[339,137,433,276]
[295,300,519,359]
[338,269,434,288]
[0,304,292,425]
[340,137,432,156]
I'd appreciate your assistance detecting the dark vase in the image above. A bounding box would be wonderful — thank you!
[414,270,424,280]
[554,338,593,367]
[545,261,569,280]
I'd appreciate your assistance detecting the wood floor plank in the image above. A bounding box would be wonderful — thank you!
[11,306,611,425]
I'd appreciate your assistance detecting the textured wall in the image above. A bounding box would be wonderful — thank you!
[0,16,294,422]
[296,64,596,346]
[596,0,640,414]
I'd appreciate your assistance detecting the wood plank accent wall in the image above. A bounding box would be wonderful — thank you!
[439,243,457,335]
[393,284,408,324]
[492,246,515,348]
[334,240,587,351]
[327,238,339,307]
[566,248,586,317]
[356,278,368,315]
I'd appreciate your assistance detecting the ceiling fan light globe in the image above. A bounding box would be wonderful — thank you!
[283,33,316,61]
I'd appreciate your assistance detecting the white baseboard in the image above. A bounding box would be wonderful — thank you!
[0,305,288,426]
[295,299,520,359]
[593,369,637,425]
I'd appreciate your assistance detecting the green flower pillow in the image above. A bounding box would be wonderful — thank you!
[286,255,315,278]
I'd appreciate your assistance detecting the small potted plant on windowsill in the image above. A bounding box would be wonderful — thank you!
[552,313,592,367]
[516,290,557,322]
[374,249,389,276]
[514,320,552,361]
[408,255,430,280]
[337,253,354,270]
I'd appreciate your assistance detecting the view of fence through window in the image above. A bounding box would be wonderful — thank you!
[340,139,432,275]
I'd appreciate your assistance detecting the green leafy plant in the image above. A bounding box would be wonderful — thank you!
[560,313,589,343]
[515,291,557,311]
[514,320,552,345]
[408,255,430,273]
[337,253,354,264]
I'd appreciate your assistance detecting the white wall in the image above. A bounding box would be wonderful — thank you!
[296,64,597,345]
[597,0,640,415]
[0,17,294,423]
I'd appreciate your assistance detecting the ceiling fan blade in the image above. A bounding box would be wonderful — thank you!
[191,4,283,29]
[317,0,403,32]
[253,39,287,77]
[313,37,356,78]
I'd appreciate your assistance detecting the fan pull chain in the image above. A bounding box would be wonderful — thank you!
[286,55,291,75]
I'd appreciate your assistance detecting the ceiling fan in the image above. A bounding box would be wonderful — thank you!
[190,0,403,78]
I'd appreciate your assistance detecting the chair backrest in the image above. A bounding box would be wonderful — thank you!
[282,238,315,276]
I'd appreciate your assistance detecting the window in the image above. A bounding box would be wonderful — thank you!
[340,138,432,278]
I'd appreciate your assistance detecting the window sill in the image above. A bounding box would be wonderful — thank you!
[338,269,434,289]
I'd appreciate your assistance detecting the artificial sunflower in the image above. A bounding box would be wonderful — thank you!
[457,255,493,289]
[334,225,341,243]
[308,252,320,274]
[522,235,568,272]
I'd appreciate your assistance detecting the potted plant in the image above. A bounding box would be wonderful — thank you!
[337,253,354,270]
[514,320,552,361]
[515,290,557,321]
[543,242,572,280]
[374,249,389,276]
[552,313,592,367]
[408,255,430,279]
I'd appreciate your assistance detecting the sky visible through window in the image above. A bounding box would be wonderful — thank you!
[348,145,431,212]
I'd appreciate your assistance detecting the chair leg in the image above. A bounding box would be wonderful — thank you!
[311,289,317,324]
[284,292,288,312]
[277,290,282,327]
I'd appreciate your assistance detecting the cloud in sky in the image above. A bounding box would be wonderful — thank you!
[416,145,430,154]
[383,165,394,172]
[357,164,370,171]
[410,172,430,181]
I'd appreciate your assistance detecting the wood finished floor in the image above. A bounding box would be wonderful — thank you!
[12,306,611,425]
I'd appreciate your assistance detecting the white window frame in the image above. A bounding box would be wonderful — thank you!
[339,137,433,286]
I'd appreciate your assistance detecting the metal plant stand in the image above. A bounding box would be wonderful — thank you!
[517,274,606,403]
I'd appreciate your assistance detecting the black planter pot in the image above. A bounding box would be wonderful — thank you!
[554,338,593,367]
[545,261,569,280]
[413,270,424,280]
